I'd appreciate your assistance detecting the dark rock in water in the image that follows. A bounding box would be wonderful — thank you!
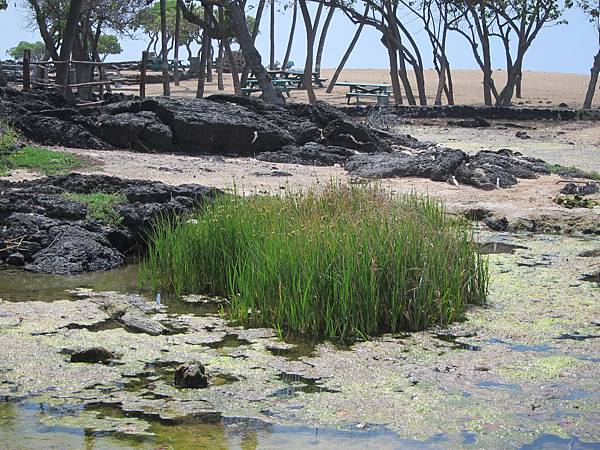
[560,182,599,196]
[515,130,531,139]
[579,249,600,258]
[447,117,490,128]
[0,173,219,275]
[174,361,209,388]
[558,103,569,108]
[483,216,509,232]
[25,225,126,275]
[257,143,355,166]
[70,347,115,363]
[5,252,25,266]
[117,311,167,336]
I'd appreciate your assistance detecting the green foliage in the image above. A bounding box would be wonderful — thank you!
[97,35,122,59]
[0,0,7,11]
[140,184,488,341]
[7,41,46,61]
[546,163,600,181]
[553,194,598,209]
[4,146,86,176]
[62,192,126,225]
[0,124,19,176]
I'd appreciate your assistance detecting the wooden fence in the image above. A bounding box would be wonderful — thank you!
[2,51,159,103]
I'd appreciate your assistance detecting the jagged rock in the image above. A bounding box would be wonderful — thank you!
[483,216,509,232]
[0,174,219,274]
[560,182,599,196]
[70,347,115,363]
[5,252,25,266]
[174,361,209,388]
[257,142,356,166]
[25,225,126,275]
[345,148,467,181]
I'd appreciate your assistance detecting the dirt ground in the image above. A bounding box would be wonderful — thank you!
[115,68,600,109]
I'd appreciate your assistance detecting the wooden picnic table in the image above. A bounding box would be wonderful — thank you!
[335,82,391,104]
[241,78,292,97]
[264,69,327,87]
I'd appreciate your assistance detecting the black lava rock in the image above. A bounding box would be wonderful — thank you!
[70,347,115,363]
[174,361,209,388]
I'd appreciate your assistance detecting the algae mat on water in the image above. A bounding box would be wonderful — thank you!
[0,233,599,448]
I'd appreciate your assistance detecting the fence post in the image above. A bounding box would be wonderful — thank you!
[140,51,149,100]
[23,49,31,92]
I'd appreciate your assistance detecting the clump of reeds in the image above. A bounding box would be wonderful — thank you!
[139,183,488,341]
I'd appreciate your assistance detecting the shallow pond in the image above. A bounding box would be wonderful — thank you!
[1,233,599,448]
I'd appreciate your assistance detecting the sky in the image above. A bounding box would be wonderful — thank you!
[0,2,597,75]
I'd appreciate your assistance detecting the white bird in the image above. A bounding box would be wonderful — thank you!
[252,131,258,144]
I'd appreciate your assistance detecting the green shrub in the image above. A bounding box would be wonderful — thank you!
[0,124,18,176]
[140,184,488,341]
[62,192,126,225]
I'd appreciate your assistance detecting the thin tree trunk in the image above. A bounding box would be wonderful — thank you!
[197,32,209,98]
[326,4,368,93]
[174,1,182,86]
[160,0,170,96]
[434,54,446,105]
[445,62,454,105]
[315,4,335,77]
[224,39,241,94]
[241,0,266,85]
[282,0,297,70]
[584,49,600,109]
[298,0,317,103]
[206,40,213,82]
[270,0,276,69]
[386,44,402,105]
[217,40,225,90]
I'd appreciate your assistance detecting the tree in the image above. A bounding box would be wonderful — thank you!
[97,35,123,60]
[177,0,284,104]
[7,41,47,61]
[578,0,600,108]
[298,0,324,104]
[282,0,298,70]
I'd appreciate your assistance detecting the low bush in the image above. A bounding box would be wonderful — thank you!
[7,146,86,176]
[140,184,488,341]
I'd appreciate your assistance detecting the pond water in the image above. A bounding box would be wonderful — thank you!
[1,233,600,448]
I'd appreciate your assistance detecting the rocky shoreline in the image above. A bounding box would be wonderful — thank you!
[0,174,218,274]
[0,87,573,190]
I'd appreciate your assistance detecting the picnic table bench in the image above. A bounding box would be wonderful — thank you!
[265,69,327,88]
[335,82,391,105]
[241,78,292,97]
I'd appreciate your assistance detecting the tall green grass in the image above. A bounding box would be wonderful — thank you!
[139,184,488,341]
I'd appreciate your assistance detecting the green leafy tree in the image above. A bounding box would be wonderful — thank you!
[7,41,47,61]
[97,34,123,60]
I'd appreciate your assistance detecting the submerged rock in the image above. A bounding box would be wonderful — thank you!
[174,361,209,388]
[70,347,115,363]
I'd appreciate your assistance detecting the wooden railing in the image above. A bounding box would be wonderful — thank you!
[3,50,158,101]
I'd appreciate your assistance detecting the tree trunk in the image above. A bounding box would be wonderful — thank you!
[282,0,298,70]
[197,32,209,98]
[326,4,368,93]
[298,0,319,103]
[217,40,225,90]
[516,71,522,98]
[224,39,241,94]
[160,0,171,96]
[386,41,402,105]
[56,0,84,91]
[270,0,276,69]
[434,54,446,106]
[229,1,282,104]
[315,4,335,77]
[240,0,266,86]
[583,49,600,109]
[445,61,454,105]
[174,1,182,86]
[206,40,213,82]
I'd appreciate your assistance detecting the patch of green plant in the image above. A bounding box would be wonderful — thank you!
[139,184,488,341]
[0,123,19,176]
[553,194,598,209]
[62,192,126,225]
[546,164,600,181]
[5,146,86,176]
